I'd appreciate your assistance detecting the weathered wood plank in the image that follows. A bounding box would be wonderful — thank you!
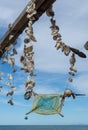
[0,0,56,57]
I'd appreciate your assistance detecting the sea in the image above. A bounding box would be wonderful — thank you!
[0,125,88,130]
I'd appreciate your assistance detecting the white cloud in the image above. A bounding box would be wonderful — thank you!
[72,74,88,95]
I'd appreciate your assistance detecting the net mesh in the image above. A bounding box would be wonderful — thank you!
[26,94,64,115]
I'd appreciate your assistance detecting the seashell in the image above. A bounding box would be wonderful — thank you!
[8,23,13,30]
[6,81,12,86]
[46,9,54,17]
[64,89,73,97]
[24,90,32,100]
[53,35,59,40]
[12,69,17,73]
[13,48,17,55]
[20,66,29,73]
[11,86,16,91]
[84,41,88,50]
[8,74,13,80]
[68,78,73,82]
[30,71,36,77]
[26,10,37,19]
[26,3,36,13]
[8,58,15,67]
[2,55,8,64]
[70,66,77,73]
[13,40,17,45]
[8,99,14,105]
[10,53,14,56]
[20,56,25,64]
[51,30,58,36]
[69,53,76,66]
[50,18,56,26]
[55,42,61,50]
[6,91,14,96]
[26,45,33,52]
[60,43,65,52]
[69,71,75,76]
[2,61,6,64]
[24,38,30,44]
[5,44,12,51]
[64,46,71,56]
[9,35,14,41]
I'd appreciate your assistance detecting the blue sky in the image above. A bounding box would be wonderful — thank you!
[0,0,88,125]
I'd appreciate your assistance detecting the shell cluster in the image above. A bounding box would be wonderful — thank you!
[0,43,17,105]
[20,1,37,100]
[68,53,77,82]
[46,6,71,56]
[45,6,80,84]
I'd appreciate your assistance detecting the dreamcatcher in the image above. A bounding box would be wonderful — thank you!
[0,0,87,120]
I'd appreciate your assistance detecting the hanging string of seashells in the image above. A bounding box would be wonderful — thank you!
[1,41,17,105]
[46,6,87,59]
[20,1,37,101]
[45,5,83,85]
[68,53,77,83]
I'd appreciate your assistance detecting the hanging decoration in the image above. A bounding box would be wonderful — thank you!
[1,39,17,105]
[0,0,87,119]
[20,1,37,101]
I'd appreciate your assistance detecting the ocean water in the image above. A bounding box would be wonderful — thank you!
[0,125,88,130]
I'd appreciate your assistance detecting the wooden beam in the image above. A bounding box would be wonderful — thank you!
[0,0,56,57]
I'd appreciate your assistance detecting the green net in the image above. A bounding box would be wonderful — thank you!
[26,94,64,115]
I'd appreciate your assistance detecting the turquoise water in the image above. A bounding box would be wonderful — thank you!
[0,125,88,130]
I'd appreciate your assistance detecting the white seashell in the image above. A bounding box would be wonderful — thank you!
[11,86,16,91]
[9,35,14,40]
[70,66,77,72]
[8,74,13,80]
[6,81,12,86]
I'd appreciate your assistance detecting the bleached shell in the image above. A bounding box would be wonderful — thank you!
[64,46,71,56]
[8,58,15,67]
[68,78,73,82]
[64,89,72,96]
[11,86,16,90]
[69,71,75,76]
[9,35,14,41]
[69,54,76,66]
[20,56,25,64]
[8,74,13,80]
[70,66,77,72]
[30,35,37,42]
[24,38,30,44]
[5,44,12,51]
[84,41,88,50]
[8,99,14,105]
[6,81,12,86]
[13,48,17,55]
[12,69,17,73]
[55,42,61,50]
[26,45,33,52]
